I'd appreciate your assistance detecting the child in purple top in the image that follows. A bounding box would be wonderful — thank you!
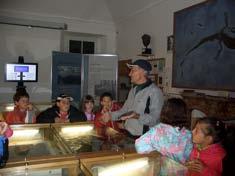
[80,95,95,121]
[135,98,193,164]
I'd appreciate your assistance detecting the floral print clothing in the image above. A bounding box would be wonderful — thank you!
[135,123,193,163]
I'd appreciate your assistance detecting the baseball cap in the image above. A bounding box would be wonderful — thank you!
[127,59,152,72]
[56,94,74,101]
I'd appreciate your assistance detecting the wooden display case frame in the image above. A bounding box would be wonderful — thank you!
[79,150,160,176]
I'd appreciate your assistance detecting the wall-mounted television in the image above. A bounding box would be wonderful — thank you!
[5,63,38,82]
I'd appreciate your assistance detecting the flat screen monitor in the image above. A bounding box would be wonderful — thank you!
[5,63,38,82]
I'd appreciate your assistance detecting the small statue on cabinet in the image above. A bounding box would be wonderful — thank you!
[141,34,152,54]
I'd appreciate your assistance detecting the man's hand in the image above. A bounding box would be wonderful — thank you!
[185,159,205,173]
[117,122,125,129]
[101,112,111,123]
[120,112,139,120]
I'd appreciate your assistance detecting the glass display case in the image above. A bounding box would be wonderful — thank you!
[0,123,78,176]
[80,151,188,176]
[0,122,136,176]
[52,123,135,154]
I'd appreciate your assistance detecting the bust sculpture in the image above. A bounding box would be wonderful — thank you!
[141,34,152,54]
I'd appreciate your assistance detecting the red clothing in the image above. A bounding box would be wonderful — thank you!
[6,107,35,124]
[56,111,69,122]
[6,107,26,124]
[94,102,122,136]
[4,127,13,138]
[187,143,226,176]
[0,121,13,138]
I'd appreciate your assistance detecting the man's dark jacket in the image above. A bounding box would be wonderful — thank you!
[36,105,86,123]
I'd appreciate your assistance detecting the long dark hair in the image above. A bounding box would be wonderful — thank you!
[196,117,226,144]
[160,98,190,129]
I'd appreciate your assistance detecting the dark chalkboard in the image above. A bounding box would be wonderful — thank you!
[173,0,235,91]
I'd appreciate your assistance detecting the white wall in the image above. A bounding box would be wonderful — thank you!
[116,0,230,97]
[0,24,61,103]
[0,0,116,103]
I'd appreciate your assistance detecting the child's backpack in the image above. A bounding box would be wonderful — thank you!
[0,136,9,168]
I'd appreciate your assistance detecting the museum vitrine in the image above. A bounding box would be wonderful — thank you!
[80,151,188,176]
[51,122,135,154]
[0,122,136,176]
[0,123,79,176]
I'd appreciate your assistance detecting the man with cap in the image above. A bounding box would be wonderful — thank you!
[36,94,86,123]
[101,59,164,137]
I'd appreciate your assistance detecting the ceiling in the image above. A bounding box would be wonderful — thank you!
[104,0,165,23]
[0,0,165,24]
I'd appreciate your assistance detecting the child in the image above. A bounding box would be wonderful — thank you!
[0,122,13,168]
[37,94,86,123]
[80,95,95,121]
[135,98,193,164]
[6,91,36,124]
[94,92,122,137]
[185,117,226,176]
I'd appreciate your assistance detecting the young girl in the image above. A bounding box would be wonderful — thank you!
[80,95,95,121]
[135,98,193,164]
[185,117,226,176]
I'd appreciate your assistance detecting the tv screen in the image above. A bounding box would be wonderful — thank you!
[5,63,38,82]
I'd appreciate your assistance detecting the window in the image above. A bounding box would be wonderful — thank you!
[69,40,95,54]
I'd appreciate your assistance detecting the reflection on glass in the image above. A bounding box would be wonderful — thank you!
[89,157,160,176]
[56,125,135,154]
[98,158,149,176]
[9,127,67,160]
[60,125,93,137]
[82,154,188,176]
[160,156,188,175]
[5,105,14,111]
[12,129,39,138]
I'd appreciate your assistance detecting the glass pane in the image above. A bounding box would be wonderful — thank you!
[69,40,81,53]
[81,153,187,176]
[52,123,135,154]
[91,157,160,176]
[9,125,71,161]
[1,168,70,176]
[82,41,94,54]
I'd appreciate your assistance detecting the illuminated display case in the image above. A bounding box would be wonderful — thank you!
[0,122,136,176]
[0,123,82,176]
[52,123,135,154]
[80,151,188,176]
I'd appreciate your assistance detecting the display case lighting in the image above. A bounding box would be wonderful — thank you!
[5,105,14,111]
[61,125,93,134]
[12,129,39,138]
[99,158,149,176]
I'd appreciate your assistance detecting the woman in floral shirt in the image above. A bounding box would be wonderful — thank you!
[135,98,193,164]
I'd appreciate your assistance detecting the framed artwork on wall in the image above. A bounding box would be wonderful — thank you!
[148,74,158,84]
[148,58,165,90]
[173,0,235,91]
[167,35,174,52]
[148,58,165,75]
